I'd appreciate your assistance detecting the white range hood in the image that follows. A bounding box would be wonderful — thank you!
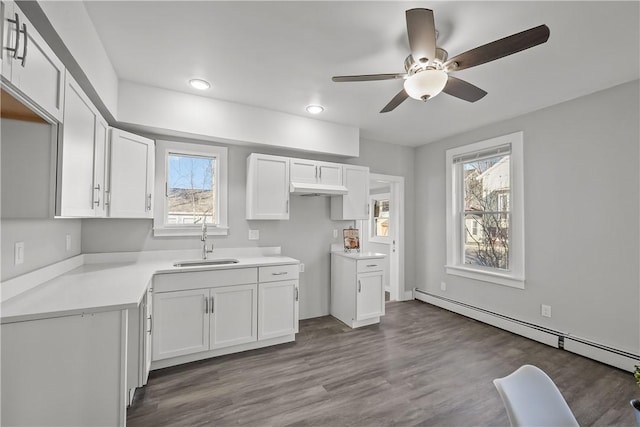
[289,182,349,196]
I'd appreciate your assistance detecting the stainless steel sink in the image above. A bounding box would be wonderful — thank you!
[173,259,240,267]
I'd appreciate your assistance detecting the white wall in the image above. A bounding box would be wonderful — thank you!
[414,80,640,354]
[1,219,82,282]
[80,138,415,319]
[118,81,360,157]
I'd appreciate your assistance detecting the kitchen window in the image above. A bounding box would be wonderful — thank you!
[445,131,524,288]
[153,140,228,236]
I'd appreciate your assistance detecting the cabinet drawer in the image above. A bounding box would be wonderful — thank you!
[259,264,299,283]
[154,268,257,293]
[357,259,384,273]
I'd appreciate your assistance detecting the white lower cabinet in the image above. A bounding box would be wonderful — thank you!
[151,263,299,369]
[331,252,386,328]
[258,280,298,340]
[1,310,128,427]
[210,284,257,349]
[153,288,210,360]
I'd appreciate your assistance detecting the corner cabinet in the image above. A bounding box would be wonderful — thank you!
[331,252,386,328]
[108,129,155,218]
[246,153,290,220]
[1,0,65,121]
[56,73,108,217]
[151,263,298,369]
[56,75,154,218]
[331,164,370,220]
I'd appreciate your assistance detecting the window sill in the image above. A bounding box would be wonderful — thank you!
[445,265,524,289]
[153,226,229,237]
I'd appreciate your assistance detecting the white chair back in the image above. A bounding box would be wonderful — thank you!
[493,364,579,427]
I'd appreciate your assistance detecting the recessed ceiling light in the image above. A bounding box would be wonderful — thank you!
[305,105,324,114]
[189,79,211,90]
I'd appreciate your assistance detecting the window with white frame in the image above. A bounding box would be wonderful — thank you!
[370,193,391,242]
[153,140,228,236]
[445,131,524,288]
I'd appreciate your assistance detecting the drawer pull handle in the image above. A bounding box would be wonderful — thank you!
[204,296,208,314]
[211,296,214,314]
[271,272,288,276]
[366,264,377,267]
[6,13,20,59]
[295,286,299,301]
[358,280,362,292]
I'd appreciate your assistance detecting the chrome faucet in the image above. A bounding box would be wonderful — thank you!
[201,222,214,259]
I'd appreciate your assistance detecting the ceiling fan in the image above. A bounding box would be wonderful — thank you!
[332,8,550,113]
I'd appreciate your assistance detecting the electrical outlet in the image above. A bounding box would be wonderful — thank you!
[14,242,24,265]
[333,229,338,239]
[299,263,305,273]
[440,281,447,291]
[541,304,552,318]
[66,234,72,251]
[248,229,259,240]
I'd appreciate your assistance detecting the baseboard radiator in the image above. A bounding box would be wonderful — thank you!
[414,289,639,372]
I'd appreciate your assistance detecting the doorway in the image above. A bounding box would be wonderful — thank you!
[360,173,405,301]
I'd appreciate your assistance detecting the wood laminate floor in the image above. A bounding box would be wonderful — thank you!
[128,300,638,426]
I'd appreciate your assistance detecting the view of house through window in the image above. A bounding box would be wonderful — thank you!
[166,153,217,225]
[372,197,390,238]
[462,153,510,270]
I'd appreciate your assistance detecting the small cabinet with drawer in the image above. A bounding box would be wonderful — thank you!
[258,264,300,339]
[331,252,386,328]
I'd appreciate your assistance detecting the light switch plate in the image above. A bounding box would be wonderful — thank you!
[333,229,338,239]
[248,229,259,240]
[14,242,24,265]
[440,281,446,291]
[299,263,305,273]
[66,234,72,251]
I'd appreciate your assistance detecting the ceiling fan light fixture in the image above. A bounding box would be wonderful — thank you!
[189,79,211,90]
[305,105,324,114]
[403,69,448,101]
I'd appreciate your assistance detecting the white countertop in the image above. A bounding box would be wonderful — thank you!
[331,251,387,260]
[1,249,299,324]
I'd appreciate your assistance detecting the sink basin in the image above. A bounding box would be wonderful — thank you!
[173,259,240,267]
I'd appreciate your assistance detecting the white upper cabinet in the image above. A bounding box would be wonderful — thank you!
[57,73,106,217]
[331,165,370,220]
[1,0,65,121]
[108,129,155,218]
[246,153,290,220]
[290,158,342,186]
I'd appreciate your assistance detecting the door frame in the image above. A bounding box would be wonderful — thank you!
[363,173,406,301]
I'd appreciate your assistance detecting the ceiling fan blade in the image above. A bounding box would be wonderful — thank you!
[332,73,406,82]
[380,89,409,113]
[406,8,436,63]
[442,76,487,102]
[445,24,550,71]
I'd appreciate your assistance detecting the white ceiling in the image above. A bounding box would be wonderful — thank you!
[83,1,639,147]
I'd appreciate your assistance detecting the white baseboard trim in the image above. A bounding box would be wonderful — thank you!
[414,289,639,372]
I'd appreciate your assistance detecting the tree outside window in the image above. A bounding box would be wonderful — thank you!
[167,154,217,225]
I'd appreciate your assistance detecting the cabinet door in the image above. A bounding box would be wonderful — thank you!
[8,4,65,121]
[143,287,152,385]
[1,0,14,81]
[331,165,369,220]
[152,289,209,361]
[317,161,343,186]
[290,158,318,184]
[109,129,154,218]
[356,271,384,321]
[210,284,257,350]
[93,116,108,217]
[58,74,99,217]
[246,154,290,220]
[258,280,297,340]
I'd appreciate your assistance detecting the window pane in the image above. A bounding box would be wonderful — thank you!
[463,155,510,212]
[464,213,509,270]
[375,218,389,237]
[167,154,216,225]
